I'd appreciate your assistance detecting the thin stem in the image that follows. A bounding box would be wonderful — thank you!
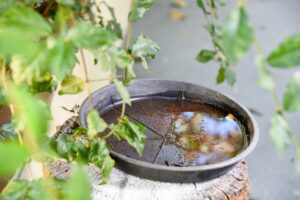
[121,102,126,118]
[80,49,94,108]
[102,122,121,139]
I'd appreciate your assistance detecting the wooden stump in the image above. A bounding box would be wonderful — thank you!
[47,160,249,200]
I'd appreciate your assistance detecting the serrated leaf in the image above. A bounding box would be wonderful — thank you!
[224,67,236,86]
[267,34,300,68]
[68,21,116,49]
[196,49,216,63]
[88,139,110,167]
[270,112,292,152]
[87,109,107,138]
[115,118,146,156]
[216,66,225,84]
[0,142,29,176]
[7,85,51,144]
[101,155,115,183]
[255,55,275,91]
[128,0,154,21]
[221,8,253,63]
[113,79,131,105]
[65,165,91,200]
[58,75,84,95]
[132,34,160,59]
[283,73,300,112]
[0,6,52,38]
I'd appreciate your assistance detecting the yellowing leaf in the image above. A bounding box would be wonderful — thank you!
[58,75,84,95]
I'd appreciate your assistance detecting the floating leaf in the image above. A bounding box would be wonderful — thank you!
[270,112,292,152]
[128,0,154,21]
[68,21,116,49]
[216,66,225,84]
[283,73,300,112]
[267,34,300,68]
[196,49,216,63]
[255,55,275,91]
[65,165,91,200]
[58,75,84,95]
[0,142,29,176]
[113,79,131,105]
[87,109,107,138]
[221,8,253,63]
[115,118,146,156]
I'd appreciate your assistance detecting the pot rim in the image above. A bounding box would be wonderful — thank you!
[79,78,259,172]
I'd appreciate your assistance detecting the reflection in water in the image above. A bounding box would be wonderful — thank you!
[173,112,246,166]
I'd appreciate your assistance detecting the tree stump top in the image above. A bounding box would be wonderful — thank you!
[48,160,249,200]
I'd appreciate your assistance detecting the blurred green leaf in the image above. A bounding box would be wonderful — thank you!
[72,140,89,162]
[221,8,253,63]
[54,6,73,34]
[196,0,206,14]
[224,67,236,86]
[68,21,116,49]
[128,0,154,21]
[88,139,110,167]
[87,109,107,138]
[7,85,50,144]
[0,142,29,176]
[113,79,131,105]
[270,112,292,152]
[283,73,300,112]
[216,66,225,84]
[196,49,216,63]
[51,134,75,161]
[0,6,52,38]
[115,118,146,156]
[267,34,300,68]
[29,75,58,94]
[101,155,115,183]
[255,55,275,91]
[65,165,91,200]
[132,34,160,59]
[0,0,15,15]
[58,75,84,95]
[105,3,123,39]
[0,89,7,105]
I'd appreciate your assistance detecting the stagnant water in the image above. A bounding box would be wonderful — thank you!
[102,97,248,167]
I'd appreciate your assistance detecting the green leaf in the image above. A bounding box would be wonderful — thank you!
[0,142,29,176]
[7,85,51,144]
[65,165,91,200]
[0,0,15,15]
[51,134,75,161]
[132,34,160,59]
[270,112,292,152]
[221,8,253,63]
[87,109,107,138]
[68,21,116,49]
[58,75,84,95]
[255,55,275,91]
[196,49,216,63]
[128,0,154,21]
[29,75,58,94]
[196,0,207,14]
[113,79,131,105]
[88,139,110,167]
[116,118,146,156]
[72,140,89,162]
[0,6,52,38]
[101,155,115,183]
[105,3,123,39]
[224,67,236,86]
[56,0,75,6]
[283,73,300,112]
[0,89,7,105]
[216,66,225,84]
[267,34,300,68]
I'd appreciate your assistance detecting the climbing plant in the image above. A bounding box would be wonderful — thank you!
[196,0,300,170]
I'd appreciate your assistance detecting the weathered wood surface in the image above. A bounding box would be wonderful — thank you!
[47,160,249,200]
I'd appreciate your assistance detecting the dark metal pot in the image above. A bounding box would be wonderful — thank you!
[79,79,258,183]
